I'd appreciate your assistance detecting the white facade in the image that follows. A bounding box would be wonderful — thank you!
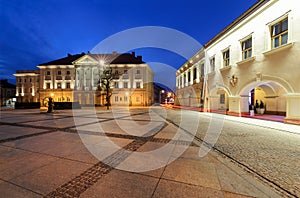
[176,0,300,123]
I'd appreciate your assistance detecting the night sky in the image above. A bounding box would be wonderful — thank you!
[0,0,258,84]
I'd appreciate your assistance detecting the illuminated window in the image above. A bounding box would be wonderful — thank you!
[57,82,61,89]
[271,18,288,48]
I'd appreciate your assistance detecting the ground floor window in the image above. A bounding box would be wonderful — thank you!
[220,94,225,104]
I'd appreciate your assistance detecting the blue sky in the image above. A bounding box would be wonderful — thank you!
[0,0,258,84]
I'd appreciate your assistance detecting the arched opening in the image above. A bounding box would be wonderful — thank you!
[239,81,287,116]
[209,87,230,113]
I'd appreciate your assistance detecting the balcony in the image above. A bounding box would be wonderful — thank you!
[45,76,51,80]
[65,76,71,80]
[56,76,62,80]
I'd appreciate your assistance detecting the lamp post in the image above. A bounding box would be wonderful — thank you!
[160,90,165,104]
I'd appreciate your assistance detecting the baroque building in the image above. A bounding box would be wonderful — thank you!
[176,0,300,124]
[14,52,154,107]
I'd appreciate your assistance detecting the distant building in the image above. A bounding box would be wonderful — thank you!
[0,79,15,106]
[14,70,40,103]
[14,52,154,107]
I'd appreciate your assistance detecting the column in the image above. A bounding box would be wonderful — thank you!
[285,93,300,121]
[228,96,241,116]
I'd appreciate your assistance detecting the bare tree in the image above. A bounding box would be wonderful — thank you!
[98,67,119,110]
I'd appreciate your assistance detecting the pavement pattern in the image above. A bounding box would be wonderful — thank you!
[0,107,296,197]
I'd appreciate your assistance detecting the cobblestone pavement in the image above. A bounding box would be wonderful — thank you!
[0,107,293,197]
[164,108,300,197]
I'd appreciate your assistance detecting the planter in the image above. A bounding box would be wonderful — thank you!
[260,108,265,115]
[250,110,255,116]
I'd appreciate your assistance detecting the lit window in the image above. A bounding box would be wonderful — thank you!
[223,49,230,67]
[57,82,61,89]
[242,38,252,60]
[271,18,288,48]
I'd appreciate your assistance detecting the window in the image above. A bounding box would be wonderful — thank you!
[24,79,26,83]
[136,82,141,88]
[57,82,61,89]
[66,82,71,89]
[223,49,230,66]
[136,69,140,74]
[188,71,191,82]
[242,38,252,60]
[115,69,119,74]
[124,96,128,102]
[115,96,118,102]
[46,83,51,89]
[19,78,22,83]
[123,82,128,88]
[124,69,128,74]
[193,68,197,80]
[67,97,71,102]
[220,94,225,104]
[46,71,51,75]
[136,96,140,102]
[57,70,62,75]
[210,57,215,72]
[30,88,33,93]
[66,70,70,75]
[271,18,288,48]
[114,82,119,88]
[183,74,186,84]
[200,63,204,77]
[18,88,22,93]
[29,78,32,82]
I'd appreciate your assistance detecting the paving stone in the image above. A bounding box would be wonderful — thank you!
[0,180,42,198]
[81,170,159,198]
[153,179,224,198]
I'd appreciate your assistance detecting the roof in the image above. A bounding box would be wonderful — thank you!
[38,52,145,66]
[38,53,85,66]
[90,53,145,64]
[16,70,40,74]
[204,0,270,48]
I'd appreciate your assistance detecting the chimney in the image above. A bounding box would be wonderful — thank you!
[131,51,136,57]
[67,53,72,57]
[137,56,142,62]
